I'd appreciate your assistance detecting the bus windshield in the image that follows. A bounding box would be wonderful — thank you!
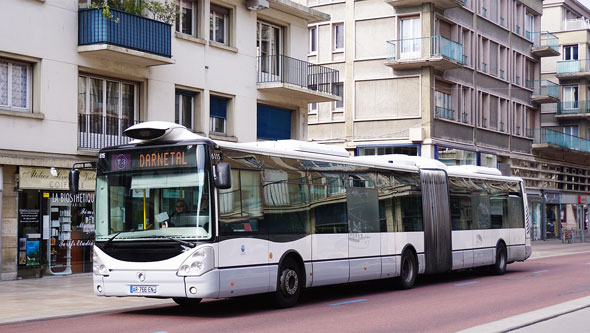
[95,147,212,242]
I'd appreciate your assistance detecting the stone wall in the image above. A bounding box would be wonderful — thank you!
[1,165,17,280]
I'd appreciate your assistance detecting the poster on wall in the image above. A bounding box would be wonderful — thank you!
[26,241,40,267]
[18,251,26,265]
[19,238,26,251]
[19,209,40,223]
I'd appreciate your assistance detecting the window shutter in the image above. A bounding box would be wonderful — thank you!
[210,95,228,119]
[257,104,291,140]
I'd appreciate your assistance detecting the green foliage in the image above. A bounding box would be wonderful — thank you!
[90,0,177,25]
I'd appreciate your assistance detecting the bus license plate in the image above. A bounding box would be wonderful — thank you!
[130,285,157,295]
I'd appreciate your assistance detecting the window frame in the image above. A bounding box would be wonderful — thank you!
[0,58,32,112]
[333,82,344,110]
[176,0,199,37]
[210,3,230,45]
[333,23,344,52]
[209,94,229,135]
[309,26,318,55]
[175,89,195,130]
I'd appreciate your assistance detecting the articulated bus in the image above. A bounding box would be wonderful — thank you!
[75,122,531,308]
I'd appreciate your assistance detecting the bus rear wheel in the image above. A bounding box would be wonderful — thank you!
[397,251,417,290]
[491,243,507,275]
[173,297,202,307]
[273,257,302,308]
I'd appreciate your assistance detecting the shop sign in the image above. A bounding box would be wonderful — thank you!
[578,195,590,205]
[19,209,40,223]
[19,167,96,191]
[544,192,560,204]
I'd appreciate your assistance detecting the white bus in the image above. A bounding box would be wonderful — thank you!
[73,122,531,308]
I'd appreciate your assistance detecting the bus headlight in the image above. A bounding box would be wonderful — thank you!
[178,247,215,277]
[93,252,110,276]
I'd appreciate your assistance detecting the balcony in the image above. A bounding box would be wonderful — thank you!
[556,60,590,80]
[532,128,590,158]
[384,0,464,10]
[528,32,560,57]
[257,55,340,103]
[385,36,464,71]
[435,106,454,120]
[78,114,140,151]
[78,8,173,66]
[562,18,590,31]
[531,80,560,104]
[556,100,590,119]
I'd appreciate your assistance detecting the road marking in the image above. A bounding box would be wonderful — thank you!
[330,299,368,306]
[455,281,478,286]
[532,269,549,274]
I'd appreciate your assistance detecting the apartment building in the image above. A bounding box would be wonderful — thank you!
[0,0,337,280]
[304,0,555,237]
[528,0,590,241]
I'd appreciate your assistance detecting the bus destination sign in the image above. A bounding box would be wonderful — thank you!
[109,146,198,171]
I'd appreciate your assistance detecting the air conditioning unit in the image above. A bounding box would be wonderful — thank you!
[246,0,269,11]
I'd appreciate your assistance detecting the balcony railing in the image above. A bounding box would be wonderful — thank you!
[78,114,140,151]
[531,80,559,98]
[386,35,465,64]
[528,31,559,50]
[556,59,590,74]
[257,55,339,95]
[557,100,590,115]
[533,128,590,153]
[435,106,454,120]
[562,18,590,31]
[78,8,172,58]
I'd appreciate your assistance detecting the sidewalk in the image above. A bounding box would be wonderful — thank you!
[0,240,589,326]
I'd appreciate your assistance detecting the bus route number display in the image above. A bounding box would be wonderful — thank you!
[109,146,197,171]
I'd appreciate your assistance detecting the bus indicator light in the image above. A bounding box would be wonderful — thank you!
[269,252,273,259]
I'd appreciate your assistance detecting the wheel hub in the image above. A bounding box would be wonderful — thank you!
[283,269,298,295]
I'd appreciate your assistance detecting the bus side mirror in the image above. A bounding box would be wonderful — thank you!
[214,162,231,189]
[69,168,80,195]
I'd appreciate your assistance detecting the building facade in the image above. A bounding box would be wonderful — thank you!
[0,0,337,280]
[530,0,590,241]
[304,0,558,238]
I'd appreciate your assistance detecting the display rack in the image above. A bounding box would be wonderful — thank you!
[48,204,72,275]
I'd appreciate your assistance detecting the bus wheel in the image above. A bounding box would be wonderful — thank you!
[173,297,202,307]
[397,251,417,290]
[273,257,302,308]
[491,243,507,275]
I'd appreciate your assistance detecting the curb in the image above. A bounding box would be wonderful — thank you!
[456,296,590,333]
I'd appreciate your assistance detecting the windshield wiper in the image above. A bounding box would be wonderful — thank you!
[104,232,122,248]
[135,235,196,248]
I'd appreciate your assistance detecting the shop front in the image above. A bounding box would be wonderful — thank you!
[542,191,560,240]
[17,167,95,278]
[527,193,542,241]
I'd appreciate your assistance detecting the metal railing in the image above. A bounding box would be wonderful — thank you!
[386,35,465,64]
[557,59,590,74]
[78,8,172,58]
[531,80,559,98]
[435,106,454,120]
[78,114,140,151]
[557,100,590,114]
[533,128,590,153]
[528,31,559,51]
[257,55,340,95]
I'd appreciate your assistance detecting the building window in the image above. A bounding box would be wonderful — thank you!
[358,145,419,156]
[333,23,344,51]
[0,59,31,112]
[334,82,344,110]
[210,4,229,45]
[257,21,282,77]
[563,45,578,60]
[210,95,228,134]
[525,13,534,41]
[176,0,198,36]
[78,75,137,136]
[175,90,195,130]
[309,102,317,114]
[563,85,578,110]
[257,104,292,140]
[309,26,317,54]
[435,90,453,120]
[437,146,477,166]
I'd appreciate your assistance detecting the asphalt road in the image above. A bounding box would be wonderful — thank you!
[3,253,590,333]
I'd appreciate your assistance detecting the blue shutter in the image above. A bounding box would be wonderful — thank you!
[210,95,227,118]
[257,104,292,140]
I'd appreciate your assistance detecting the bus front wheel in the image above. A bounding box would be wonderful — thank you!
[273,257,302,308]
[397,251,417,290]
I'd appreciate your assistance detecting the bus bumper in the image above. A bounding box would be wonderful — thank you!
[525,245,532,260]
[94,269,220,299]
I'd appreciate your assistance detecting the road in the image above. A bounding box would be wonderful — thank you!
[3,253,590,333]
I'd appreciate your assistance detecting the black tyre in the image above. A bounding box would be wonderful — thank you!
[491,243,507,275]
[173,297,202,307]
[273,257,302,308]
[397,250,417,290]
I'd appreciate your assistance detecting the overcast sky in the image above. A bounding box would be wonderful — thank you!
[580,0,590,11]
